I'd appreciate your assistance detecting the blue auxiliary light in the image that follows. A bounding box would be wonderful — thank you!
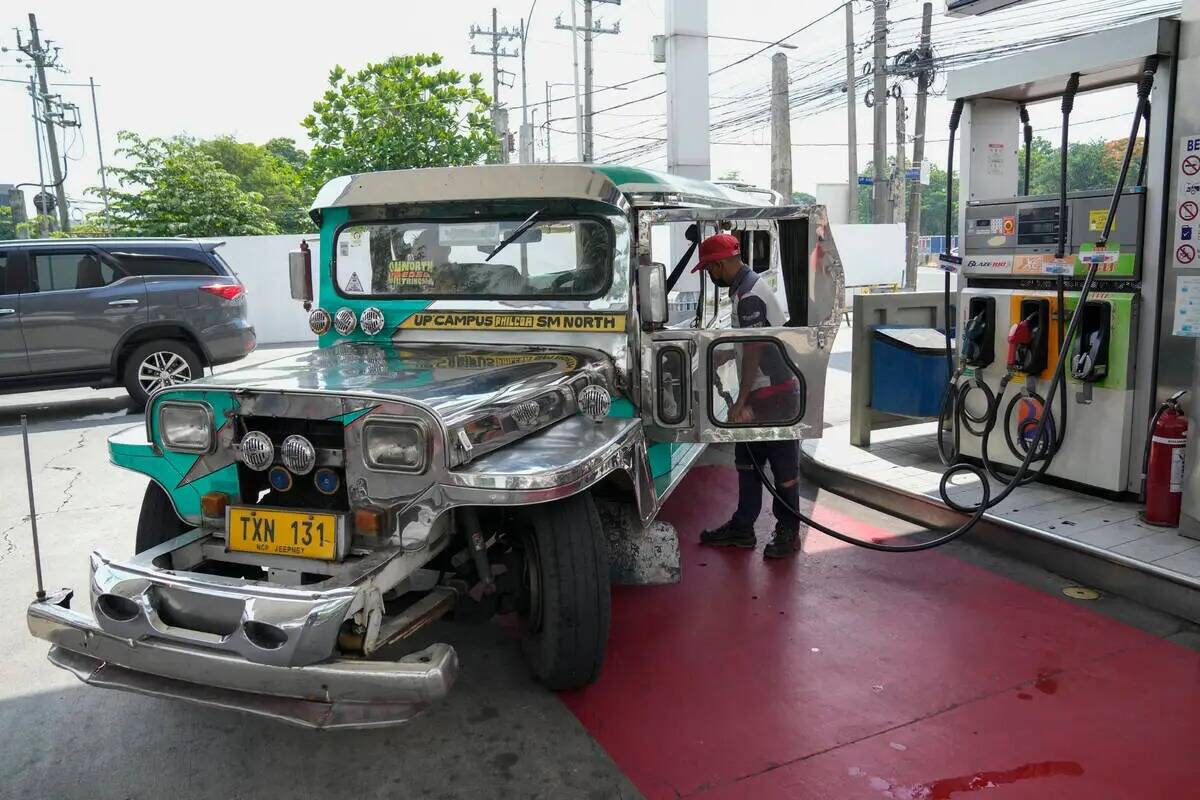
[314,467,340,496]
[268,466,293,492]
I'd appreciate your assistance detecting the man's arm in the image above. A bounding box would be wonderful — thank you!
[731,295,770,422]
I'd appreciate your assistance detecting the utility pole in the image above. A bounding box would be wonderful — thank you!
[894,93,907,229]
[28,76,48,237]
[871,0,889,224]
[770,52,793,202]
[469,8,520,163]
[845,1,859,224]
[545,81,553,162]
[89,77,111,230]
[17,14,70,231]
[905,2,933,283]
[557,1,620,163]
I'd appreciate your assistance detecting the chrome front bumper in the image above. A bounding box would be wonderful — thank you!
[28,592,459,730]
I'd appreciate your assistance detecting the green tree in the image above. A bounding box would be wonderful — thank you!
[195,136,313,233]
[0,205,13,240]
[98,132,278,237]
[1017,136,1144,195]
[301,54,496,190]
[264,137,309,170]
[792,191,816,205]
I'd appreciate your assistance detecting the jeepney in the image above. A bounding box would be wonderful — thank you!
[26,164,844,729]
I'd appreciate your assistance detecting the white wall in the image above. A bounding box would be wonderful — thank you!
[205,235,318,345]
[816,182,852,225]
[831,223,905,288]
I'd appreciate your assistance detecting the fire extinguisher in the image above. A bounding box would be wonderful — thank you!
[1143,390,1189,527]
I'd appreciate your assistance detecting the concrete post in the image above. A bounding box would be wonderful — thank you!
[770,52,793,202]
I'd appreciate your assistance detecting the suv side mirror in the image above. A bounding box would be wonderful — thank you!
[289,242,313,309]
[638,262,668,329]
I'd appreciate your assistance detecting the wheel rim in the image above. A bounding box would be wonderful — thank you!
[137,351,192,395]
[521,533,544,634]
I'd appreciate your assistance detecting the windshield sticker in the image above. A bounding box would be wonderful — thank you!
[388,260,435,290]
[398,311,626,332]
[344,272,365,293]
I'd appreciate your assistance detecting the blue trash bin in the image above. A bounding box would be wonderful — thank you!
[870,326,952,418]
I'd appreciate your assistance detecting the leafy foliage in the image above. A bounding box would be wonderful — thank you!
[0,205,13,240]
[98,132,279,237]
[301,54,497,190]
[791,191,817,205]
[195,137,313,233]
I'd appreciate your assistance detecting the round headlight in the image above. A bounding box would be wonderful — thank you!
[239,431,273,471]
[333,307,358,336]
[359,306,385,336]
[280,434,317,475]
[577,385,611,422]
[309,308,332,335]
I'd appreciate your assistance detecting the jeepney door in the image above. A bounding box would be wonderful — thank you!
[635,205,844,444]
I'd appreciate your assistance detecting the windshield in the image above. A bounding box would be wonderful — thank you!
[334,218,611,298]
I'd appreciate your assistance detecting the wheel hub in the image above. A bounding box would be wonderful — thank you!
[138,351,192,394]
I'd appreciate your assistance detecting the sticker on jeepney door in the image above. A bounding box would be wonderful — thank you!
[344,272,365,293]
[388,259,434,290]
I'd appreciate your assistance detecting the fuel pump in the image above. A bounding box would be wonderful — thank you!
[743,56,1160,553]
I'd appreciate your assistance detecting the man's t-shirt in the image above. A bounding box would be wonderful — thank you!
[729,266,795,393]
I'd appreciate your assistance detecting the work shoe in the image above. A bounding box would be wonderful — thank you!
[763,526,803,559]
[699,520,756,549]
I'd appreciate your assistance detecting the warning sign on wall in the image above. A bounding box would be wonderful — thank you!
[1175,133,1200,268]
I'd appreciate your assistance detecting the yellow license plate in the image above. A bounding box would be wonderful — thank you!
[227,507,340,560]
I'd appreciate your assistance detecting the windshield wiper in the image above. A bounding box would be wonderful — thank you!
[485,209,543,263]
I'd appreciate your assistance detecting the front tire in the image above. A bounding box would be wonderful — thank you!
[123,339,203,409]
[135,481,189,553]
[515,492,611,690]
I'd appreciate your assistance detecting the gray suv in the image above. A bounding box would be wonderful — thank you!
[0,238,256,407]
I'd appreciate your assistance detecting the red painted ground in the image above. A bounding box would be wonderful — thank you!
[561,466,1200,799]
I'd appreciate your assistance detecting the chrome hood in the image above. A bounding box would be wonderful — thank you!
[190,342,613,429]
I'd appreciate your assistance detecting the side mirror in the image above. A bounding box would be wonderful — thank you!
[289,242,313,309]
[638,262,668,329]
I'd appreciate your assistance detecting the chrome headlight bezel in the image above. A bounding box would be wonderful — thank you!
[157,401,215,454]
[362,417,429,474]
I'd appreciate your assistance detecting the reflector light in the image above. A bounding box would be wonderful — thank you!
[200,491,230,518]
[354,508,383,535]
[268,466,293,492]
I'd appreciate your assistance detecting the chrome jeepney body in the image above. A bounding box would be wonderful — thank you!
[27,164,844,728]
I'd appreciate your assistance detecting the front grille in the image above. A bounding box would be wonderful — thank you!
[235,416,349,512]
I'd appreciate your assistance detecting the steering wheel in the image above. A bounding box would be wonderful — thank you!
[550,273,575,291]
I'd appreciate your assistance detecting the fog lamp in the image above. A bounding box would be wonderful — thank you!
[333,307,358,335]
[309,308,332,335]
[577,385,611,422]
[359,306,385,336]
[280,434,316,475]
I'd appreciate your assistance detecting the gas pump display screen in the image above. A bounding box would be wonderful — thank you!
[1017,207,1062,246]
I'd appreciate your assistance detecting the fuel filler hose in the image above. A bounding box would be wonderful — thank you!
[744,57,1158,553]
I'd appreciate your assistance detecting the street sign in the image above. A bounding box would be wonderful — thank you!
[905,168,921,181]
[857,176,873,186]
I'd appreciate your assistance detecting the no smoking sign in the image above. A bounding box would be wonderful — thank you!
[1182,200,1199,222]
[1181,244,1198,265]
[1186,155,1200,177]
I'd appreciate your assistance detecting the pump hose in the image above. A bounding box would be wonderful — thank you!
[744,58,1158,553]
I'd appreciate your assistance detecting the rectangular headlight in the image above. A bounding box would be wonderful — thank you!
[158,401,213,453]
[363,420,427,473]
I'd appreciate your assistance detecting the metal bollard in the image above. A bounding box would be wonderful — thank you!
[21,415,46,601]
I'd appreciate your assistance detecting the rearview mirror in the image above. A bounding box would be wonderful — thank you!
[638,263,668,329]
[289,245,313,307]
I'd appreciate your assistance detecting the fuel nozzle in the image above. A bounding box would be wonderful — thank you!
[1007,315,1035,371]
[962,311,990,366]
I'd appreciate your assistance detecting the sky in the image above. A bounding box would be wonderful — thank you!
[0,0,1172,222]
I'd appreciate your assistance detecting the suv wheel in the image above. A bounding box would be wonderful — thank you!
[123,339,203,408]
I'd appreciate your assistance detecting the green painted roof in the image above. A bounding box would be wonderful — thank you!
[594,165,762,207]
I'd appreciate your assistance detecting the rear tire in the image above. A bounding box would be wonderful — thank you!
[123,339,203,409]
[515,492,611,690]
[135,481,189,554]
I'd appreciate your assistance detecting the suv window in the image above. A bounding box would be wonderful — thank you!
[117,256,216,277]
[0,253,6,294]
[32,252,122,291]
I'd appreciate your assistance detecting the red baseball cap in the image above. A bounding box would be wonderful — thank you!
[692,232,741,271]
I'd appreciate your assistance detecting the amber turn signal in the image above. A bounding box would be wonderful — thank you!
[354,508,383,535]
[200,491,230,518]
